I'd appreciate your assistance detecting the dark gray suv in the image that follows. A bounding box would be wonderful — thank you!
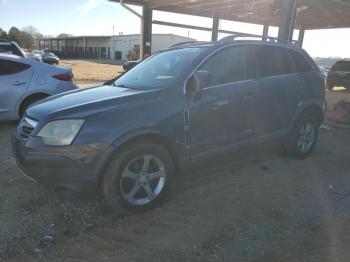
[12,37,326,211]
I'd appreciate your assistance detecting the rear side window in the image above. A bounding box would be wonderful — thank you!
[332,61,350,71]
[0,59,31,76]
[199,46,251,86]
[253,46,295,77]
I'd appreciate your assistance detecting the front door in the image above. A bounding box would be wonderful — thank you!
[0,59,33,120]
[187,45,252,156]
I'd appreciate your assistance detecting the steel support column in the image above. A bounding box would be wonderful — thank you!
[262,23,269,40]
[278,0,297,42]
[141,5,152,59]
[84,37,87,52]
[297,28,305,47]
[211,17,219,41]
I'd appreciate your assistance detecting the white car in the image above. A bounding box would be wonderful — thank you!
[29,50,43,62]
[0,53,78,121]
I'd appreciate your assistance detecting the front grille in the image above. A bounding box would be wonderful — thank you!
[18,116,38,139]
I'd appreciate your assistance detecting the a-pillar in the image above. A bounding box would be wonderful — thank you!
[141,5,152,59]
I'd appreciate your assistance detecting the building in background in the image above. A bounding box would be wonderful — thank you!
[38,34,194,61]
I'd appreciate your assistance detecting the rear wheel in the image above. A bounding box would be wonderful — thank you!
[327,84,334,91]
[102,143,174,212]
[284,114,319,159]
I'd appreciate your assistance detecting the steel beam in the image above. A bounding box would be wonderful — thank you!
[211,17,219,41]
[141,5,152,58]
[152,20,264,38]
[148,0,194,9]
[277,0,297,42]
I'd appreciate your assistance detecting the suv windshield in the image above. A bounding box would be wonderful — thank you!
[0,42,23,57]
[332,61,350,71]
[114,47,203,90]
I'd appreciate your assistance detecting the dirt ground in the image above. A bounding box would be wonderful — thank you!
[59,60,123,86]
[1,61,350,261]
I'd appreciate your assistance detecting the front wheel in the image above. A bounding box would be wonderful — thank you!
[102,143,174,212]
[284,115,319,159]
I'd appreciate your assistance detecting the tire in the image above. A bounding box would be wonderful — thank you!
[326,84,334,91]
[19,95,48,118]
[284,114,319,159]
[102,142,174,212]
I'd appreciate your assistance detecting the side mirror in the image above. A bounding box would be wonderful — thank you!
[185,70,211,100]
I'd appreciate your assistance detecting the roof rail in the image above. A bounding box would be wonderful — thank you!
[217,35,297,46]
[218,35,237,44]
[170,40,209,48]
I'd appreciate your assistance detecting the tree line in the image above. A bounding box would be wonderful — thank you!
[0,25,72,50]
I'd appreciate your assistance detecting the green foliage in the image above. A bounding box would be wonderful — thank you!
[0,27,8,39]
[2,26,43,49]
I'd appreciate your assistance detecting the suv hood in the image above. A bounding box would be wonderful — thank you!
[27,85,160,121]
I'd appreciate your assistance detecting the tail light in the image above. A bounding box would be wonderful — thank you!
[53,72,74,81]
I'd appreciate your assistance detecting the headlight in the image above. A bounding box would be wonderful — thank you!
[37,119,84,146]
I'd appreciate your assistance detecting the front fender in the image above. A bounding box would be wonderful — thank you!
[111,125,174,148]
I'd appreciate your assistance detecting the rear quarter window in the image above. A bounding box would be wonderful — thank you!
[288,51,314,73]
[0,59,31,76]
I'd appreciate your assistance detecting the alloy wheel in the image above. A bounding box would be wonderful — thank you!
[120,154,166,206]
[297,122,315,153]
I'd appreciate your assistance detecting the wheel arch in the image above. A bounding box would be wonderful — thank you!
[18,92,50,117]
[290,102,325,130]
[97,132,181,187]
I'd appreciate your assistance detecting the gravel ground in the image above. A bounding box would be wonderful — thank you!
[1,72,350,261]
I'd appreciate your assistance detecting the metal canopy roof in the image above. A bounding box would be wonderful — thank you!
[110,0,350,30]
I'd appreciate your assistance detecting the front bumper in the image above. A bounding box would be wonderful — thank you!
[12,135,115,195]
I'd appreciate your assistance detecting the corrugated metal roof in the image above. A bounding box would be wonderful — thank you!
[109,0,350,30]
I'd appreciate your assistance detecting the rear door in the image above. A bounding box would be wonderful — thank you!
[252,45,304,136]
[0,58,33,119]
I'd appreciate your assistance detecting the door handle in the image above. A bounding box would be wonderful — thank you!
[243,93,257,101]
[212,99,228,110]
[291,85,303,90]
[12,81,27,86]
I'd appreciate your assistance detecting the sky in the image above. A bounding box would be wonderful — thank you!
[1,0,350,58]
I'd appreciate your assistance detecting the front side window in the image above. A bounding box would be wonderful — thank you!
[198,46,250,87]
[114,47,204,90]
[0,59,31,76]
